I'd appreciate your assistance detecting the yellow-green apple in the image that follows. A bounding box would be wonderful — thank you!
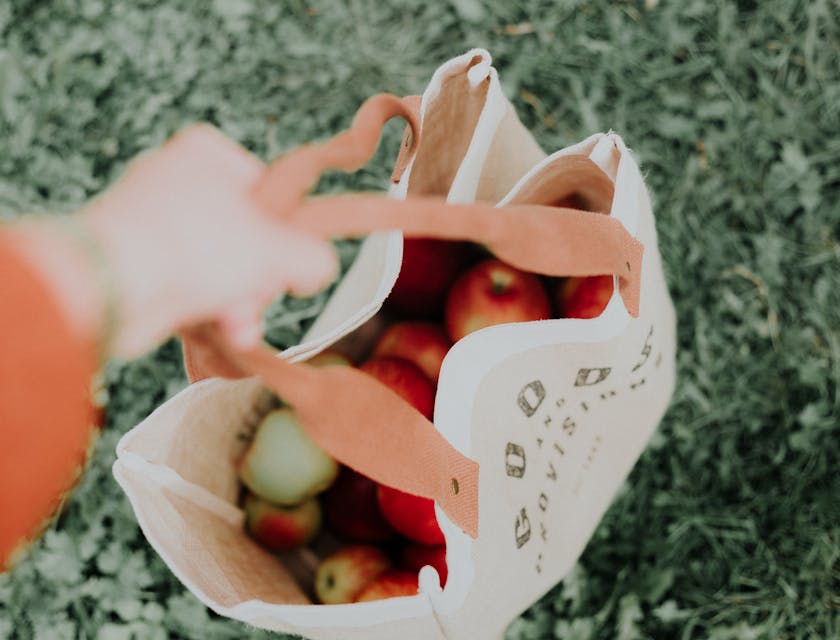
[307,349,353,368]
[244,494,321,552]
[238,409,339,505]
[359,356,435,420]
[387,239,470,318]
[557,275,613,319]
[401,543,447,587]
[372,322,451,384]
[323,467,394,542]
[445,259,551,342]
[314,545,392,604]
[354,570,420,602]
[377,485,444,545]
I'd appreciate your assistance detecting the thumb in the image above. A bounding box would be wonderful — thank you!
[218,301,266,350]
[268,227,340,299]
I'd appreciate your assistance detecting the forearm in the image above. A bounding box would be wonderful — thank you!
[6,218,106,349]
[7,204,171,360]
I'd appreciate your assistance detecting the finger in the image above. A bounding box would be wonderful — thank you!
[218,301,266,350]
[268,229,340,298]
[165,123,265,181]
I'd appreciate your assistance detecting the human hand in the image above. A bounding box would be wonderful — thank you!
[19,125,338,359]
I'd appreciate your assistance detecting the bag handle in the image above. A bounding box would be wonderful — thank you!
[390,94,422,184]
[251,95,641,314]
[181,322,480,537]
[182,93,422,383]
[180,94,645,539]
[250,94,423,220]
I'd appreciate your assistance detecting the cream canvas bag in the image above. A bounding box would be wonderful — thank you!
[114,50,676,640]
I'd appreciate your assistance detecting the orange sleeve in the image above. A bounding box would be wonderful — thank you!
[0,234,99,570]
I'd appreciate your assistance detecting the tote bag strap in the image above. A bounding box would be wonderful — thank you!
[250,93,642,315]
[390,94,422,184]
[180,94,645,538]
[183,94,423,383]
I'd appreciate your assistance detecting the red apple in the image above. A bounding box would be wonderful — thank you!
[377,485,445,546]
[307,349,353,368]
[401,543,447,587]
[359,357,435,420]
[244,494,321,553]
[557,275,613,319]
[355,570,420,602]
[238,409,339,505]
[314,545,392,604]
[387,239,469,318]
[445,259,551,342]
[323,467,394,542]
[372,322,451,384]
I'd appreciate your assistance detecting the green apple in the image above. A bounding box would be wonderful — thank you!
[239,409,339,505]
[307,348,353,367]
[314,545,392,604]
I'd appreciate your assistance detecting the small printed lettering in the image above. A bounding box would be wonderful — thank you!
[574,367,612,387]
[562,416,576,436]
[505,442,527,478]
[517,380,546,417]
[632,326,654,372]
[515,508,532,549]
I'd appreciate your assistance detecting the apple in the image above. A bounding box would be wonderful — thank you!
[354,570,420,602]
[401,543,447,587]
[359,357,435,420]
[238,409,339,505]
[372,322,451,384]
[445,259,551,342]
[307,349,353,368]
[557,275,614,319]
[323,467,394,542]
[314,545,392,604]
[387,239,470,318]
[244,494,321,552]
[377,485,445,546]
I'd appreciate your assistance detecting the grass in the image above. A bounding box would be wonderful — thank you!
[1,0,839,638]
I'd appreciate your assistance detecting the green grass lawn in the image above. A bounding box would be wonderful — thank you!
[1,1,839,638]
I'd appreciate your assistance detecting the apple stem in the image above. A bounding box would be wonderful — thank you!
[490,269,513,293]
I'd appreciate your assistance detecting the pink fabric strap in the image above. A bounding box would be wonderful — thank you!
[390,95,422,184]
[287,194,642,315]
[252,94,422,218]
[182,323,479,537]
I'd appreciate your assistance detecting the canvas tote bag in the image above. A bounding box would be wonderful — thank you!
[114,51,676,640]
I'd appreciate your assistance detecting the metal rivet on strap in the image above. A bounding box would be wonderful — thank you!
[451,478,460,495]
